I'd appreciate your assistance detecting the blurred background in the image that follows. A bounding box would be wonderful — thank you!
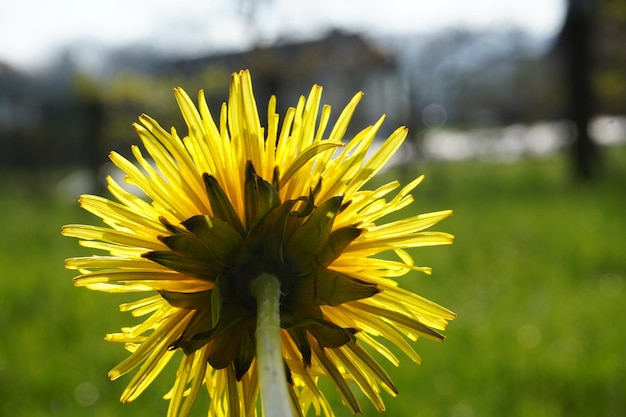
[0,0,624,416]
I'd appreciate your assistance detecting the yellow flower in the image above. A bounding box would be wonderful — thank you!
[63,70,455,417]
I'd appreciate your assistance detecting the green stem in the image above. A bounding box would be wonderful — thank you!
[250,273,294,417]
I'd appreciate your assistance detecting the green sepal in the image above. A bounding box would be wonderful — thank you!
[245,193,317,268]
[191,293,255,348]
[243,161,281,231]
[210,276,224,325]
[206,322,245,370]
[283,303,355,351]
[182,215,243,267]
[311,178,322,199]
[287,327,312,367]
[158,216,187,234]
[233,326,256,380]
[170,308,214,354]
[293,268,379,306]
[158,289,212,310]
[287,196,343,266]
[207,326,242,369]
[202,173,246,236]
[272,165,280,190]
[316,226,362,267]
[161,232,214,261]
[306,318,356,348]
[281,302,324,327]
[290,193,316,218]
[340,199,352,213]
[142,251,219,281]
[284,358,294,386]
[246,200,298,266]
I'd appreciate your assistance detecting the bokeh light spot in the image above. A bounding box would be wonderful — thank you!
[422,103,447,127]
[517,324,542,349]
[451,402,475,417]
[74,382,99,407]
[598,273,623,297]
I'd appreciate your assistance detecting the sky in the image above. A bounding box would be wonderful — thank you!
[0,0,565,71]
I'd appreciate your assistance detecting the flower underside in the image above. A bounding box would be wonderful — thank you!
[63,70,455,417]
[150,161,377,379]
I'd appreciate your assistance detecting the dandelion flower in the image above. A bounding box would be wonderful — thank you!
[63,70,455,417]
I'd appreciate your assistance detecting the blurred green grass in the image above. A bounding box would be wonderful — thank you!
[1,147,624,416]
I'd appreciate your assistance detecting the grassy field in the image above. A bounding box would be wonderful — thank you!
[0,146,624,417]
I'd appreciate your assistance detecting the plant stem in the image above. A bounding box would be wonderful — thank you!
[250,273,294,417]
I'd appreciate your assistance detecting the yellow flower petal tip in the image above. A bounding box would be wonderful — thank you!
[64,69,455,417]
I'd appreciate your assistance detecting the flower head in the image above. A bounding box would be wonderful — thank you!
[63,70,455,416]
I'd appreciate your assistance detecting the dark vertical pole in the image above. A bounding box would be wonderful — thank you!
[562,0,601,180]
[81,96,105,192]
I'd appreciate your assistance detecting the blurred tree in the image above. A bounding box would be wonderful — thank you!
[558,0,601,180]
[237,0,274,44]
[594,0,626,114]
[73,75,105,190]
[86,67,229,155]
